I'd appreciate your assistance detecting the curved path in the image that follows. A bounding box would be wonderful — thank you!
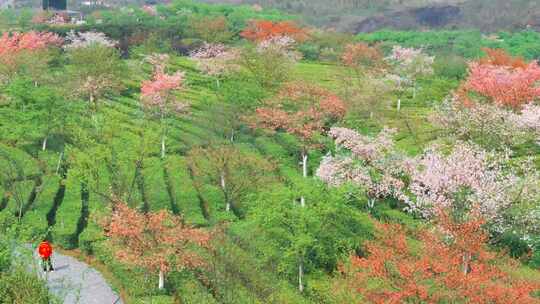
[28,246,123,304]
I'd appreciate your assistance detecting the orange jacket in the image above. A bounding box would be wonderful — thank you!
[38,241,53,259]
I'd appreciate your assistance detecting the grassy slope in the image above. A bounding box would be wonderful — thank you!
[1,54,539,302]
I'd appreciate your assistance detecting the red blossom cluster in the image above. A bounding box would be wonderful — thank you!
[249,82,346,143]
[0,31,63,64]
[459,48,540,109]
[141,55,185,111]
[240,20,308,43]
[104,201,211,282]
[341,216,540,304]
[341,43,384,72]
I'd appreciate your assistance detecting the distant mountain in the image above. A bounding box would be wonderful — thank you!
[200,0,540,32]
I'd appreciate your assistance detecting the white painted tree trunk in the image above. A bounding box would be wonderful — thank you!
[397,98,401,112]
[55,151,63,175]
[42,136,48,151]
[301,153,308,178]
[300,152,308,208]
[368,198,375,209]
[158,270,165,289]
[161,134,166,159]
[298,261,304,293]
[230,129,235,143]
[462,253,471,275]
[221,174,231,212]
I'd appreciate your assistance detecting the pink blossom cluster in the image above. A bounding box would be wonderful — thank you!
[317,127,410,205]
[386,45,434,77]
[144,53,170,74]
[317,155,370,187]
[464,62,540,108]
[142,5,158,16]
[431,98,531,148]
[64,30,117,49]
[0,31,63,57]
[407,142,516,219]
[190,43,228,59]
[518,103,540,142]
[190,44,240,76]
[329,127,397,163]
[256,35,302,62]
[141,71,186,113]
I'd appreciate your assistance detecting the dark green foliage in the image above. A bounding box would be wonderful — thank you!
[243,184,374,285]
[357,30,540,60]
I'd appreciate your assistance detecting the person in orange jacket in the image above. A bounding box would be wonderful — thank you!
[38,240,54,272]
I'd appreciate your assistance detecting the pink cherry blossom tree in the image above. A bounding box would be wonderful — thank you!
[189,43,240,87]
[385,46,434,110]
[141,53,188,158]
[431,97,533,149]
[64,30,117,49]
[518,103,540,144]
[316,127,410,208]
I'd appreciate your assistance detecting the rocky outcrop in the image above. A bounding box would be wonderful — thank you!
[354,5,462,33]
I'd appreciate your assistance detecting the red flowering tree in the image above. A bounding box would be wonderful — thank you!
[249,82,346,206]
[141,54,188,158]
[459,49,540,109]
[338,217,540,303]
[340,43,387,119]
[240,20,308,43]
[103,201,211,290]
[341,43,385,75]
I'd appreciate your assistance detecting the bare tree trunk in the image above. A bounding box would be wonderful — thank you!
[230,129,235,143]
[158,270,165,289]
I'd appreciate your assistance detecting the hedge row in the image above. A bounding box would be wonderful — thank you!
[142,157,171,212]
[20,175,61,241]
[79,186,109,255]
[51,176,82,249]
[165,156,207,226]
[0,144,40,177]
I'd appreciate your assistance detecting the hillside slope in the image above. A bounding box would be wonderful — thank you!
[201,0,540,32]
